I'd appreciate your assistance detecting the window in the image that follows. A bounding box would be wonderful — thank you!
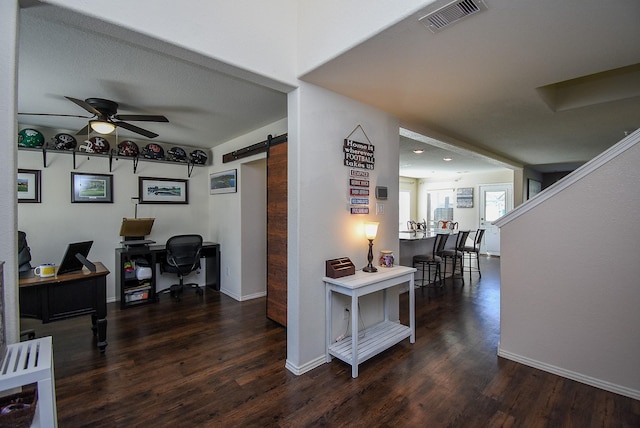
[427,189,454,226]
[399,191,411,230]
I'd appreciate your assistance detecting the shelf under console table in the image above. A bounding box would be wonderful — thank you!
[324,265,416,378]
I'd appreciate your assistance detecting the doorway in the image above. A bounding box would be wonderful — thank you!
[478,183,513,256]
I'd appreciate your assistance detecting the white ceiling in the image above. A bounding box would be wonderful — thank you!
[302,0,640,176]
[17,1,640,178]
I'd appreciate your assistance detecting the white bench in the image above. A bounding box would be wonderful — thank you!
[0,336,57,427]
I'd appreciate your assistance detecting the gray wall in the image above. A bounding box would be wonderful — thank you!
[497,131,640,399]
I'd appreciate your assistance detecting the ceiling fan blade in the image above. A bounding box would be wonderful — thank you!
[76,124,90,136]
[114,121,159,139]
[65,96,102,116]
[114,114,169,123]
[18,112,91,119]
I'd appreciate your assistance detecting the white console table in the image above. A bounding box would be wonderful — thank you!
[324,265,416,378]
[0,337,58,427]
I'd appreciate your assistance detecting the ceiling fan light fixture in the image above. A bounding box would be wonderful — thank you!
[90,120,115,134]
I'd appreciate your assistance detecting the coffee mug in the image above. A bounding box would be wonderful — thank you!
[34,264,56,278]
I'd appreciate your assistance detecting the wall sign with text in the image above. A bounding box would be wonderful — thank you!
[343,132,375,215]
[347,168,370,214]
[343,139,375,170]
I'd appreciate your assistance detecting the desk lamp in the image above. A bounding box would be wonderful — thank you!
[362,222,379,273]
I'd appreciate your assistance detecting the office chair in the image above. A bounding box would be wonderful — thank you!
[160,234,204,301]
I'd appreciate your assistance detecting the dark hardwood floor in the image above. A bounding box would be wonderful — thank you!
[22,257,639,427]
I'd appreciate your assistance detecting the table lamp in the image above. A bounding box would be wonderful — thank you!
[362,221,379,273]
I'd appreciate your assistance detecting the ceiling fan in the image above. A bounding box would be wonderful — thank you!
[19,96,169,139]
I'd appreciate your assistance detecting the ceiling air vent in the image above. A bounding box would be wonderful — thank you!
[419,0,488,33]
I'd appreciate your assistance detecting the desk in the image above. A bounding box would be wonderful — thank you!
[115,242,220,309]
[19,262,109,353]
[324,266,416,378]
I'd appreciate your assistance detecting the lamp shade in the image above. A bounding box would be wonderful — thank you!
[364,222,379,240]
[90,120,115,134]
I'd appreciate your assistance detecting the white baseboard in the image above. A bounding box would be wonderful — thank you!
[497,346,640,400]
[285,354,326,376]
[219,288,266,301]
[237,291,267,301]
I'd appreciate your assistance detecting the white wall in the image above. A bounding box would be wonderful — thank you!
[0,0,19,344]
[286,82,401,373]
[209,119,288,301]
[416,169,514,231]
[498,135,640,399]
[240,159,267,300]
[17,131,210,302]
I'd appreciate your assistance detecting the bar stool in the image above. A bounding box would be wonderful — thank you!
[463,229,485,279]
[441,230,470,285]
[413,233,448,288]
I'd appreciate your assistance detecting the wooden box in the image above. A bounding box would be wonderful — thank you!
[325,257,355,278]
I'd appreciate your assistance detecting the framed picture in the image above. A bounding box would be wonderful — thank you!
[71,172,113,203]
[456,187,473,208]
[139,177,189,204]
[18,169,41,203]
[210,169,237,194]
[527,179,542,199]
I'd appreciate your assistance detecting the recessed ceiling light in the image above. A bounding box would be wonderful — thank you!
[443,157,452,161]
[413,149,425,154]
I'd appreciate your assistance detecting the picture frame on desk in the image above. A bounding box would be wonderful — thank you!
[71,172,113,203]
[139,177,189,204]
[18,169,41,203]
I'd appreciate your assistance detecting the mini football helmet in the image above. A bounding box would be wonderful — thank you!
[51,133,77,150]
[167,146,187,162]
[189,149,208,165]
[142,143,165,159]
[79,136,110,154]
[117,140,140,157]
[18,128,45,148]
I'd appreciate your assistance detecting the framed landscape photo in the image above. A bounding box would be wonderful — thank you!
[18,169,41,203]
[71,172,113,203]
[456,187,473,208]
[210,169,237,194]
[139,177,189,204]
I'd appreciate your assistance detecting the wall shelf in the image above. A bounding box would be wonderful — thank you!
[18,146,206,177]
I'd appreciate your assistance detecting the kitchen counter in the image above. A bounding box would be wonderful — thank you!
[399,230,444,241]
[398,231,456,267]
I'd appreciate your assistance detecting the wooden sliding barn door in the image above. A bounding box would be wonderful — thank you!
[266,139,287,326]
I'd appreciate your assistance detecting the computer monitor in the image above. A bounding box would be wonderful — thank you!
[57,241,93,275]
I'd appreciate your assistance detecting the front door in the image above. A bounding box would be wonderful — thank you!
[478,183,513,256]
